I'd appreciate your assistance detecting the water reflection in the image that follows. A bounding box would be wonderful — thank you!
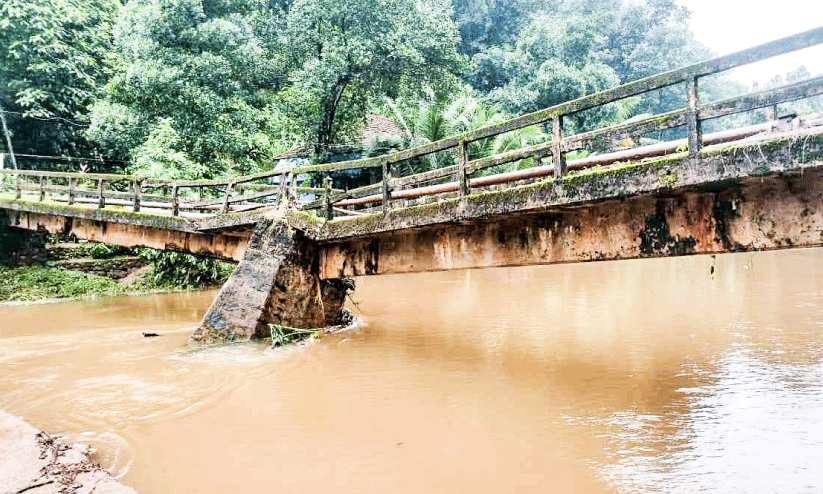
[600,345,823,493]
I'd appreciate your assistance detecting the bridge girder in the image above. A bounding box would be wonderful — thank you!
[1,208,249,262]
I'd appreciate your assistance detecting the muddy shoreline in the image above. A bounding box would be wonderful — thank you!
[0,411,137,494]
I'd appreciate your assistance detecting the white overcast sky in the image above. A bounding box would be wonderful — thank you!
[676,0,823,85]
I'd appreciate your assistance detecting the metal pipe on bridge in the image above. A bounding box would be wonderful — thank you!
[334,121,779,208]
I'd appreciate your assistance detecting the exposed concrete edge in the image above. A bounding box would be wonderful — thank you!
[0,197,197,233]
[310,129,823,242]
[0,410,138,494]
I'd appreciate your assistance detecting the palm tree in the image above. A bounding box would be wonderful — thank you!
[377,89,550,178]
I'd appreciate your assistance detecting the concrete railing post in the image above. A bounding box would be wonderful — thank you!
[552,116,567,177]
[324,175,333,220]
[132,180,141,212]
[382,159,392,215]
[67,178,75,205]
[15,174,21,200]
[39,176,46,202]
[686,75,702,158]
[171,184,180,216]
[278,173,287,201]
[222,182,235,214]
[97,179,105,209]
[458,140,470,196]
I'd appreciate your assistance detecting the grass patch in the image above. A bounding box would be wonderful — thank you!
[0,266,130,302]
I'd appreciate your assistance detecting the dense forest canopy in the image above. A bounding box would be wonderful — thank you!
[0,0,809,178]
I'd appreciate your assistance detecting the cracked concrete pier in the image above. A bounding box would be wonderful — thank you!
[189,211,350,345]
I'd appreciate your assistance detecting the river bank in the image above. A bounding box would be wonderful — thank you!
[0,411,137,494]
[0,240,235,303]
[0,265,208,305]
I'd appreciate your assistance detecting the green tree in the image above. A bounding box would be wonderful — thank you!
[129,118,207,180]
[379,89,547,175]
[464,0,721,126]
[453,0,544,55]
[271,0,465,151]
[88,0,294,177]
[472,14,623,132]
[0,0,119,158]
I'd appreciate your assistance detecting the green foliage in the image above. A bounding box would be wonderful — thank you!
[0,266,128,302]
[0,0,118,118]
[463,0,720,126]
[364,134,406,157]
[89,243,134,259]
[454,0,545,55]
[0,0,119,158]
[129,118,207,180]
[472,14,622,132]
[139,249,234,289]
[89,0,292,177]
[271,0,466,149]
[381,88,548,175]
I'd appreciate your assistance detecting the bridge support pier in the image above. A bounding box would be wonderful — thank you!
[0,210,48,267]
[189,214,351,345]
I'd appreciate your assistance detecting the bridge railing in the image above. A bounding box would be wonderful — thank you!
[297,25,823,215]
[2,26,823,219]
[0,166,343,216]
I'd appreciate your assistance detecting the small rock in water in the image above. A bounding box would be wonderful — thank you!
[142,332,160,337]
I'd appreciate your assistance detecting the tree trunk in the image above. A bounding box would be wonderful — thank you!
[0,102,18,169]
[316,75,352,152]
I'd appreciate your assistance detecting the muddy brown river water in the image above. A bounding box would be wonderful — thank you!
[2,249,823,493]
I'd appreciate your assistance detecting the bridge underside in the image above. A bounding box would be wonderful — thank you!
[0,205,250,262]
[318,170,823,277]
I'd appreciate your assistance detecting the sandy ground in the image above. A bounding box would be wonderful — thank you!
[0,411,137,494]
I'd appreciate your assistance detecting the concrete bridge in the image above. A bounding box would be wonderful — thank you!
[3,27,823,344]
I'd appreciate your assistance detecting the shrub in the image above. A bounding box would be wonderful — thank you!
[139,250,235,289]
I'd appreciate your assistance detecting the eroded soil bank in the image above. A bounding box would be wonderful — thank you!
[0,411,137,494]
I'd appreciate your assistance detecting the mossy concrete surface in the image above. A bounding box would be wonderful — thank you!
[190,210,350,345]
[2,208,249,262]
[0,196,197,232]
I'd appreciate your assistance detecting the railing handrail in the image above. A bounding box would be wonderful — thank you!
[0,168,136,181]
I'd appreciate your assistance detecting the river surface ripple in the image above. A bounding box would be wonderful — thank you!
[1,248,823,493]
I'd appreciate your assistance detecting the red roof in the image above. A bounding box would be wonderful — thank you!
[362,114,402,142]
